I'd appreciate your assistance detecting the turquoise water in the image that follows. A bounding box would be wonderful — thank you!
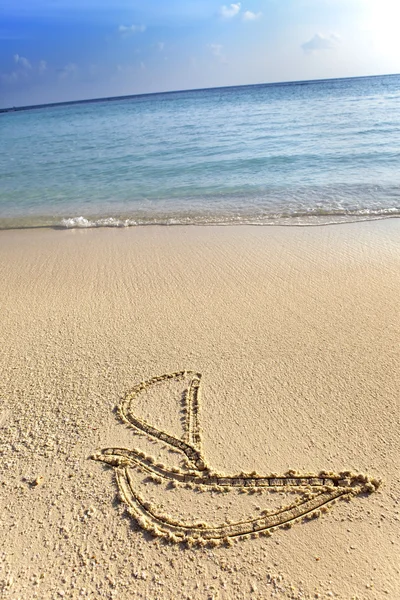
[1,75,400,229]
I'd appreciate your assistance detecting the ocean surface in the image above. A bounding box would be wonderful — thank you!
[1,75,400,229]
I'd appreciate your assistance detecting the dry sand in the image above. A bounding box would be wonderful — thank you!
[0,220,399,599]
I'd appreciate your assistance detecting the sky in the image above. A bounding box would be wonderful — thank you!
[1,0,400,107]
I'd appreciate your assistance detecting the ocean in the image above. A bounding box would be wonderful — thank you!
[1,74,399,229]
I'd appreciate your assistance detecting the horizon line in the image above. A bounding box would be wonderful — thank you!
[1,72,399,114]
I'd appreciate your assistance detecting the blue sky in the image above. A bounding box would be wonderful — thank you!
[1,0,399,107]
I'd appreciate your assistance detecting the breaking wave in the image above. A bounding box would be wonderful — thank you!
[58,207,400,229]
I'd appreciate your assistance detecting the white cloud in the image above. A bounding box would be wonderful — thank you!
[2,54,47,85]
[38,60,47,74]
[302,33,341,53]
[118,24,146,34]
[1,71,20,85]
[157,42,165,52]
[209,43,223,57]
[219,3,241,19]
[208,43,228,64]
[13,54,31,69]
[243,10,262,21]
[59,63,78,79]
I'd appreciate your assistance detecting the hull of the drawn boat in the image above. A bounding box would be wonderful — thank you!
[115,465,356,543]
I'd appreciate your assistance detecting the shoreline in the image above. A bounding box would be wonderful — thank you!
[0,212,399,232]
[1,220,399,599]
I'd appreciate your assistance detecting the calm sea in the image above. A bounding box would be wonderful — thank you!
[1,75,399,229]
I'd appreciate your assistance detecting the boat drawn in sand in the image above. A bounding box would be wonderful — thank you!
[92,371,380,545]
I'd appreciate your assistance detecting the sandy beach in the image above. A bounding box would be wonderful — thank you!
[0,220,399,599]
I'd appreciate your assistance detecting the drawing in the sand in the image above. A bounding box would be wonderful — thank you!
[92,371,380,546]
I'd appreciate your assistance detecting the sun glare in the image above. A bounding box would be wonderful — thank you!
[363,0,400,54]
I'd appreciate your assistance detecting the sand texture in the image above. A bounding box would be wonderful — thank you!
[0,221,399,599]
